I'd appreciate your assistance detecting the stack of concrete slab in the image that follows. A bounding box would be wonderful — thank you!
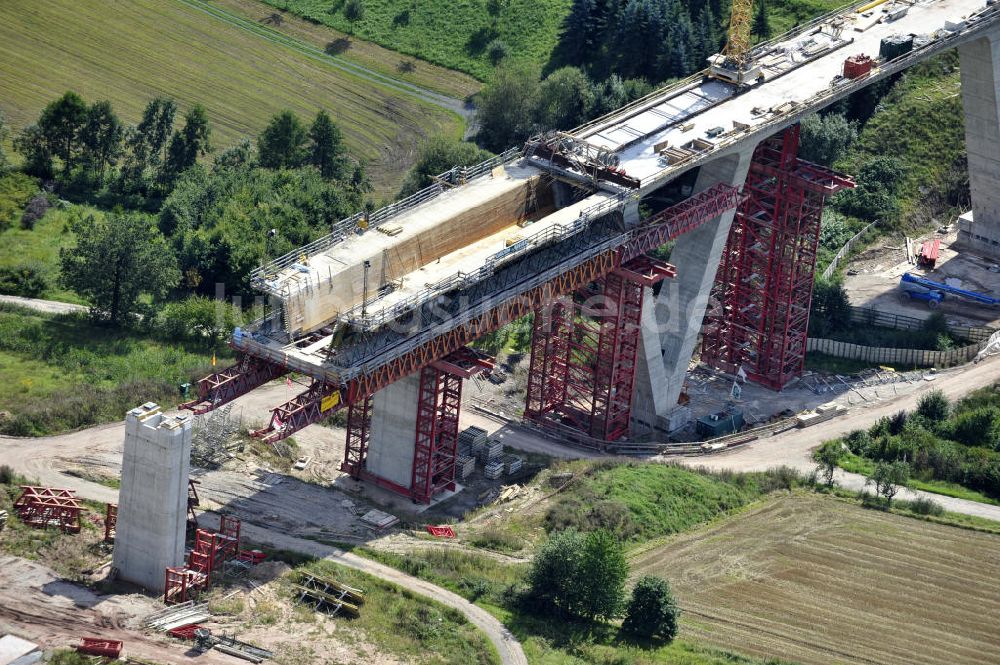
[484,461,504,480]
[478,440,503,465]
[456,455,476,481]
[504,455,523,475]
[458,426,488,457]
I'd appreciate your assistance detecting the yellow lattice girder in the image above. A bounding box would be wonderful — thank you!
[724,0,754,66]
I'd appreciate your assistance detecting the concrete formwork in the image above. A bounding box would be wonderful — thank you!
[112,403,192,593]
[631,149,755,435]
[959,32,1000,260]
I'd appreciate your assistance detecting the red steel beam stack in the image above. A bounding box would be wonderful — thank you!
[77,637,123,658]
[14,486,83,533]
[702,125,855,390]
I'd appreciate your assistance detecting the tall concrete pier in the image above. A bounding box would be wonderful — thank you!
[112,403,192,593]
[959,32,1000,259]
[631,151,754,434]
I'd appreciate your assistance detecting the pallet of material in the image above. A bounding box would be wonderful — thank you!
[484,461,504,480]
[478,441,503,464]
[504,455,523,475]
[360,509,398,530]
[796,404,847,428]
[459,426,488,457]
[456,455,476,480]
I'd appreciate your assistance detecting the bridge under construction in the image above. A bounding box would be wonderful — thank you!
[184,0,1000,503]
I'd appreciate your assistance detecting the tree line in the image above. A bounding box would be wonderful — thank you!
[3,91,371,329]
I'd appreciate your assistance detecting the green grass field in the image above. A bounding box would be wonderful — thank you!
[212,0,481,99]
[0,304,226,435]
[0,0,463,197]
[262,0,572,79]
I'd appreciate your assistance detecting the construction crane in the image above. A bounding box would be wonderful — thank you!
[707,0,764,85]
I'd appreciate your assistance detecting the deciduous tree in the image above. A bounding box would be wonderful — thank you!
[814,441,843,487]
[258,110,308,170]
[398,135,491,197]
[162,105,212,184]
[60,212,180,325]
[80,100,124,184]
[869,460,909,506]
[38,91,88,174]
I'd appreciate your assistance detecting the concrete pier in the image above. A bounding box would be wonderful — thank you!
[631,150,754,434]
[112,403,192,593]
[959,33,1000,259]
[366,372,420,490]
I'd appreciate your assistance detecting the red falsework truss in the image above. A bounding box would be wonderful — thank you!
[702,125,854,390]
[524,255,668,444]
[14,486,83,533]
[182,353,288,414]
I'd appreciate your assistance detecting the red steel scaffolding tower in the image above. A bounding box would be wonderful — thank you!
[524,255,674,445]
[702,125,854,390]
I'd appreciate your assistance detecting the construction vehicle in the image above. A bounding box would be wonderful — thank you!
[707,0,763,85]
[899,272,1000,308]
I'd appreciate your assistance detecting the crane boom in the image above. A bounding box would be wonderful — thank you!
[725,0,754,67]
[707,0,763,85]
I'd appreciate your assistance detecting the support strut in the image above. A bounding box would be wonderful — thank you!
[702,126,854,390]
[181,354,287,414]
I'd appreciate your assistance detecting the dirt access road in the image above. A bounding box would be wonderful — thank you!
[669,355,1000,521]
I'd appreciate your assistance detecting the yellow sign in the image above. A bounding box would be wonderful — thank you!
[321,391,341,412]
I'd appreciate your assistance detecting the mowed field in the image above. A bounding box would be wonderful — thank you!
[0,0,464,197]
[632,493,1000,665]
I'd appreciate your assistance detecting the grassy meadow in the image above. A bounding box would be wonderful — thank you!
[0,0,464,197]
[261,0,573,79]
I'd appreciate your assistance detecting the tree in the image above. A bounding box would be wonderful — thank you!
[79,100,124,184]
[60,212,180,325]
[753,0,772,39]
[486,39,510,66]
[308,110,348,180]
[869,460,909,506]
[13,125,54,179]
[527,528,627,621]
[475,62,542,152]
[799,113,857,166]
[398,136,491,198]
[622,576,680,641]
[258,110,308,170]
[916,389,950,423]
[0,111,9,175]
[537,67,594,131]
[813,441,843,487]
[138,97,178,167]
[344,0,365,29]
[38,91,88,174]
[578,528,627,621]
[808,278,852,337]
[162,105,212,184]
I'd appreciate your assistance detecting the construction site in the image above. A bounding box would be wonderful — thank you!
[4,0,1000,662]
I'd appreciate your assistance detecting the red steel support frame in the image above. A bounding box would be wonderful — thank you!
[104,503,117,543]
[182,353,288,414]
[250,183,740,448]
[523,255,672,444]
[702,126,854,389]
[410,364,463,503]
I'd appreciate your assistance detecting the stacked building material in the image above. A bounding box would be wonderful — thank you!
[456,455,476,481]
[458,426,488,457]
[478,440,503,465]
[484,461,504,480]
[504,455,523,475]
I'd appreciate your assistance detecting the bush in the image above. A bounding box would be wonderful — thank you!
[0,264,48,297]
[917,389,950,423]
[156,295,242,342]
[904,496,944,516]
[622,576,680,642]
[0,172,39,232]
[948,407,1000,447]
[20,193,51,229]
[487,39,510,65]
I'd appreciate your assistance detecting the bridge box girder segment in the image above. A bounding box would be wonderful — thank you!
[702,126,854,390]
